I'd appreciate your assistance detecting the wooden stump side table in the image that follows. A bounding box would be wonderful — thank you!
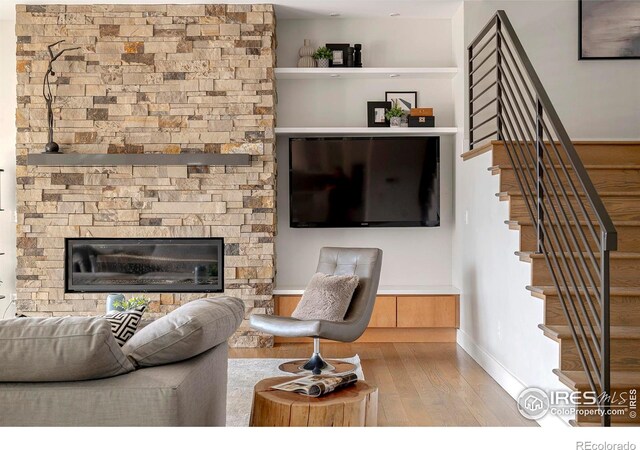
[249,376,378,427]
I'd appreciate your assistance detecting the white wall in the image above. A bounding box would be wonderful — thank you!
[275,18,456,287]
[463,0,640,140]
[0,20,17,319]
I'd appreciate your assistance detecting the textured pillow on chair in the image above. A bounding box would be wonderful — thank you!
[292,272,359,321]
[0,316,134,382]
[122,297,244,367]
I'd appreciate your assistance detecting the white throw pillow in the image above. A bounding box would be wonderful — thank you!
[292,272,359,322]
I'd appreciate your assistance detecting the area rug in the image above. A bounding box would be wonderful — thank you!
[226,355,363,427]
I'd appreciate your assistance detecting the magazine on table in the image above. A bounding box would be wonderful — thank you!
[271,372,359,397]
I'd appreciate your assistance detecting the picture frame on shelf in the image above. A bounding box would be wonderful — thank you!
[326,43,350,67]
[367,101,391,127]
[385,91,418,113]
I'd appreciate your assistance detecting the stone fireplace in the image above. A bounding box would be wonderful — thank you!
[15,4,276,347]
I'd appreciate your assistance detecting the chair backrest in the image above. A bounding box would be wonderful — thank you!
[316,247,383,330]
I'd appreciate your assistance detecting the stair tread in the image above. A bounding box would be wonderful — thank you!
[507,219,640,227]
[540,324,640,340]
[553,369,640,389]
[491,164,640,171]
[527,285,640,297]
[517,250,640,259]
[498,191,640,198]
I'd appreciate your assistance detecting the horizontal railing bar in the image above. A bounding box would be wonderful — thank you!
[496,11,617,249]
[499,115,604,359]
[497,79,603,259]
[470,65,497,90]
[469,114,499,133]
[471,80,498,103]
[468,15,498,50]
[498,35,537,110]
[469,98,498,118]
[471,130,498,146]
[470,32,497,62]
[540,239,602,392]
[469,49,497,76]
[539,118,604,259]
[498,97,604,330]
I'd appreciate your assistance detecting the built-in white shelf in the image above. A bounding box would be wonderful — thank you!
[275,67,458,80]
[275,127,458,136]
[274,285,461,296]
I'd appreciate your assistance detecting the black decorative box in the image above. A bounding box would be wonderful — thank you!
[408,115,435,127]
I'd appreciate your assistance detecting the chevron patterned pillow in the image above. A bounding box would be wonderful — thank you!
[102,306,146,346]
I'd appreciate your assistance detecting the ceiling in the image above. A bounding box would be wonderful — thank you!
[2,0,463,21]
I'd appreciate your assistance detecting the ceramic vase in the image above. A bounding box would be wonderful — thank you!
[297,39,316,68]
[317,58,330,68]
[106,293,126,313]
[390,117,402,128]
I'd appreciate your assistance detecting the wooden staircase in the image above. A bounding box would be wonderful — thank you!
[474,140,640,426]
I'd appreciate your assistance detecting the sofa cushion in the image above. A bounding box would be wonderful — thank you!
[0,316,134,382]
[292,272,359,322]
[101,305,146,346]
[122,296,244,367]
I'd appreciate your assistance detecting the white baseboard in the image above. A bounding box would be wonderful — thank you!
[456,329,569,428]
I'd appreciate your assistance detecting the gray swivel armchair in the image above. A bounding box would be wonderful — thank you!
[250,247,383,374]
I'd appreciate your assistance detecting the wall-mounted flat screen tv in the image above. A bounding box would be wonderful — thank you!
[289,136,440,228]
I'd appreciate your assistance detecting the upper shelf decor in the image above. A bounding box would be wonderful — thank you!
[42,40,80,154]
[297,39,316,67]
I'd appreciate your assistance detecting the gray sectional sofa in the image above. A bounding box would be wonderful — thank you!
[0,297,244,427]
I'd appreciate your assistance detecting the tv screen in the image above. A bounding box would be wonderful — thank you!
[289,136,439,228]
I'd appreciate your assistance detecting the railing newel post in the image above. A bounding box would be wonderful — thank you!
[536,99,544,254]
[468,45,474,149]
[496,18,502,140]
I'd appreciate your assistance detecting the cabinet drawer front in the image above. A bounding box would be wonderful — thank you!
[275,296,302,317]
[397,296,458,328]
[275,295,397,327]
[368,296,397,327]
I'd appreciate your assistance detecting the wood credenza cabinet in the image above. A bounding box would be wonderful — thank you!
[273,294,459,343]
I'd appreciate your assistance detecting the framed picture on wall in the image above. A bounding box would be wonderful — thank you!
[367,101,391,127]
[385,91,417,113]
[579,0,640,59]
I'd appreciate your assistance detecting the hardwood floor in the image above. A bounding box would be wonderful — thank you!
[229,342,537,427]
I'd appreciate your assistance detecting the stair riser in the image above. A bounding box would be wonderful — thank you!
[509,197,640,223]
[499,168,640,193]
[493,143,640,166]
[560,339,640,371]
[531,258,640,288]
[545,295,640,328]
[519,224,640,253]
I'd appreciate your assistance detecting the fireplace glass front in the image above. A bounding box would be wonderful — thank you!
[65,238,224,293]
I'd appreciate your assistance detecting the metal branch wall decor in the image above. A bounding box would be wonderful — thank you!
[42,40,80,153]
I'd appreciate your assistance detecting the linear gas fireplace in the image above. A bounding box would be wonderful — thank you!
[65,238,224,293]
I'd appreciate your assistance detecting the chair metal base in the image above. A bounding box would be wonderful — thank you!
[277,338,356,375]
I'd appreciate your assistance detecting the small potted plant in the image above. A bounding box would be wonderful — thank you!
[385,99,406,127]
[110,295,150,312]
[313,46,332,68]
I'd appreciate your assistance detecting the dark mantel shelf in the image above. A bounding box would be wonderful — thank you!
[27,153,251,167]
